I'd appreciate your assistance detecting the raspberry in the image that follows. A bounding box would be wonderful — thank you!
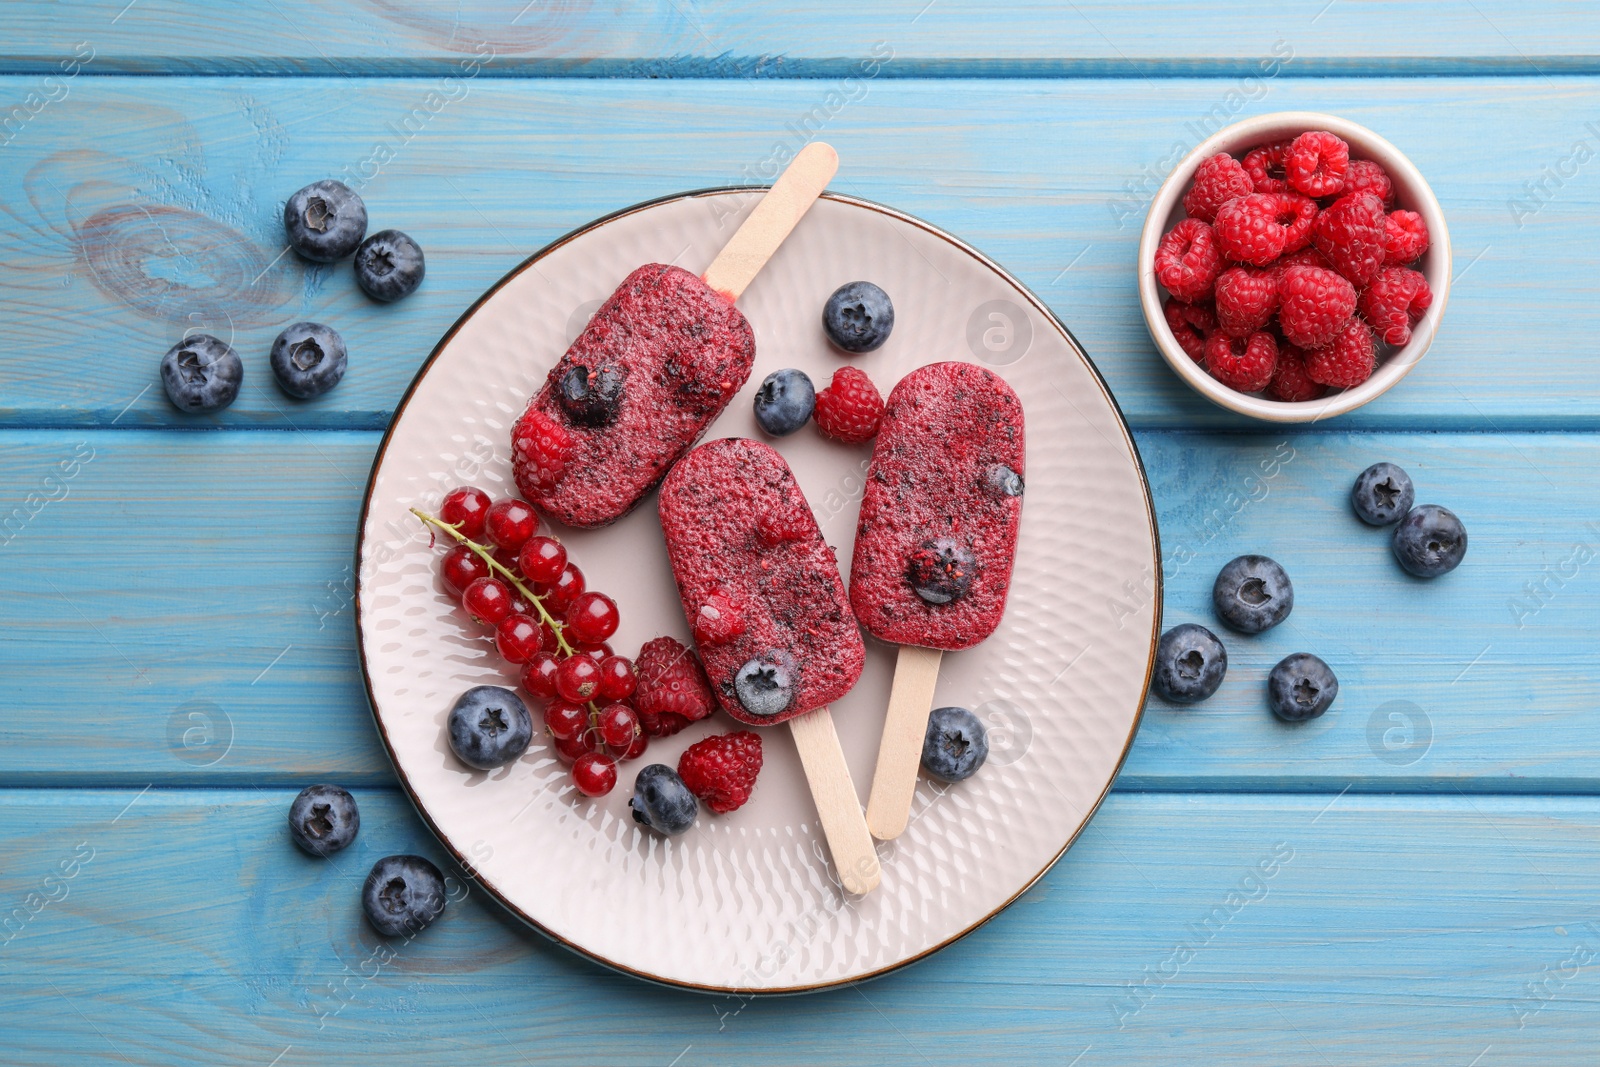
[1183,153,1255,223]
[692,589,746,646]
[1213,267,1278,337]
[756,507,810,547]
[1204,330,1278,393]
[1285,131,1351,198]
[633,636,715,737]
[511,407,573,496]
[1212,194,1303,267]
[1266,342,1326,402]
[1305,318,1376,388]
[1383,210,1430,266]
[1344,159,1395,209]
[1163,299,1216,361]
[1358,267,1433,346]
[1242,140,1291,194]
[813,367,884,444]
[1312,192,1387,287]
[1273,245,1334,276]
[677,731,763,814]
[1153,218,1222,300]
[1278,265,1357,349]
[1278,193,1319,254]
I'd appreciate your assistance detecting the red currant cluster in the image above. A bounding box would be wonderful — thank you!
[417,485,644,798]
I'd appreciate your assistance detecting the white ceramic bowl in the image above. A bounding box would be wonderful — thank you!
[1138,111,1451,422]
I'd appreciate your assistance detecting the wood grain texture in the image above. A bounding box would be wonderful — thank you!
[5,2,1600,75]
[787,707,880,895]
[2,428,1592,790]
[702,141,836,301]
[5,787,1600,1064]
[0,76,1598,429]
[865,645,942,840]
[3,6,1594,1059]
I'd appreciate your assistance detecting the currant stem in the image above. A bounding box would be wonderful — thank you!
[410,507,577,657]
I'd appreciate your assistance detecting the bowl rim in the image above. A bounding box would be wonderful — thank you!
[1137,110,1452,423]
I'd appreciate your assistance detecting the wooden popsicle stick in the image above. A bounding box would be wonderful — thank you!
[865,645,945,841]
[788,706,881,896]
[702,141,838,302]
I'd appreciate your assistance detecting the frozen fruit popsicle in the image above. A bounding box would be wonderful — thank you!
[852,361,1025,841]
[659,438,879,894]
[513,142,839,528]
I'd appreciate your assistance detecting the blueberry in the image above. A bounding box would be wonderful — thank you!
[906,537,976,605]
[1152,623,1228,704]
[984,463,1024,498]
[284,180,368,263]
[921,706,989,782]
[1351,462,1415,526]
[734,653,795,718]
[362,855,447,937]
[447,685,532,769]
[160,334,243,413]
[1212,554,1294,634]
[270,321,347,400]
[752,369,815,436]
[1392,504,1467,578]
[1267,653,1339,722]
[629,764,699,835]
[823,281,895,353]
[287,784,360,857]
[556,362,624,426]
[354,228,425,302]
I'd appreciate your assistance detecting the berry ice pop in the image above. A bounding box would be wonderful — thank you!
[659,438,864,723]
[512,142,839,529]
[659,437,879,894]
[852,361,1025,840]
[512,264,754,527]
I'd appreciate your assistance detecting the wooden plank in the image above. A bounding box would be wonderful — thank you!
[0,430,391,785]
[0,75,1595,430]
[1120,430,1600,791]
[4,787,1600,1064]
[0,428,1594,790]
[3,2,1600,75]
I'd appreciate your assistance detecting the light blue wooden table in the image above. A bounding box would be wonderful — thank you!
[4,3,1599,1062]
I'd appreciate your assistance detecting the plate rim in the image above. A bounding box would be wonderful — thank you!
[353,186,1164,995]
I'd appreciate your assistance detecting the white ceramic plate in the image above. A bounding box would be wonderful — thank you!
[356,189,1160,993]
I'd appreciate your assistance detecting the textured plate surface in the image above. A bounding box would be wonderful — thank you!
[356,190,1160,992]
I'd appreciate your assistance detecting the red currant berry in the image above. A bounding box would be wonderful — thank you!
[494,613,544,665]
[553,730,598,762]
[571,752,617,796]
[493,547,523,577]
[485,498,539,553]
[598,703,640,749]
[543,699,587,741]
[597,655,636,700]
[440,486,491,540]
[461,577,513,626]
[579,643,612,663]
[622,730,649,761]
[541,563,585,612]
[521,652,560,699]
[566,592,619,645]
[533,620,558,653]
[507,588,537,616]
[517,536,567,585]
[555,654,602,703]
[440,544,489,595]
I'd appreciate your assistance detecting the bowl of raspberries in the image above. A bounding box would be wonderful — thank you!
[1139,111,1450,421]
